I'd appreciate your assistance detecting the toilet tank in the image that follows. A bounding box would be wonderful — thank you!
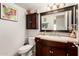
[28,37,35,46]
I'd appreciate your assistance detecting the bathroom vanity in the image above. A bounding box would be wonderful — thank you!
[35,5,78,56]
[35,35,78,56]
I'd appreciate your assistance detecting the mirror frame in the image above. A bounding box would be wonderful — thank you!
[40,5,78,32]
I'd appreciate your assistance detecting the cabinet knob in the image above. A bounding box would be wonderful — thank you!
[29,21,32,23]
[49,51,53,54]
[37,45,40,48]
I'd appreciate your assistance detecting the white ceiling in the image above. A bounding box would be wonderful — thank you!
[16,3,75,10]
[16,3,49,10]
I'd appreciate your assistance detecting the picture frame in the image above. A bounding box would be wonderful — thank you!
[0,3,17,22]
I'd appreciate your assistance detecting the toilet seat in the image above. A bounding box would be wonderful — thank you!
[18,37,35,55]
[18,45,33,54]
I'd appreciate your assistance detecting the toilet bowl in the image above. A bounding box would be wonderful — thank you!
[18,37,35,56]
[18,45,33,54]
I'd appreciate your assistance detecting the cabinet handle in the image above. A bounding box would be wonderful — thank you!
[67,53,69,56]
[37,40,39,42]
[49,51,53,54]
[72,45,75,47]
[51,51,53,54]
[49,51,51,53]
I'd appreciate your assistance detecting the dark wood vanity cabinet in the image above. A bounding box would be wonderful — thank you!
[35,38,78,56]
[26,13,38,29]
[66,43,78,56]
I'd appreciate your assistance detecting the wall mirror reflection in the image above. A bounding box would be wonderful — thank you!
[40,5,78,32]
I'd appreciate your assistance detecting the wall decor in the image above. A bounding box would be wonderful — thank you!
[0,3,17,21]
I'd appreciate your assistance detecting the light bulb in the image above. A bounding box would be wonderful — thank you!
[59,3,65,8]
[48,4,53,10]
[52,4,57,10]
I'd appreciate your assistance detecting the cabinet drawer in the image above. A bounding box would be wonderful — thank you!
[41,39,66,48]
[67,49,78,56]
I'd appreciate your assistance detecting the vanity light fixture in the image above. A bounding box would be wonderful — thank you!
[48,3,65,11]
[52,3,58,10]
[59,3,65,8]
[48,4,53,10]
[48,3,57,10]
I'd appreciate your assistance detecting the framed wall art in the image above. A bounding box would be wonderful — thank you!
[0,3,17,22]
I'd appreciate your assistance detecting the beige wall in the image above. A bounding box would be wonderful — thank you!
[0,3,26,56]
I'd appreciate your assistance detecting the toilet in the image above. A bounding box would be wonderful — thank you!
[18,37,35,56]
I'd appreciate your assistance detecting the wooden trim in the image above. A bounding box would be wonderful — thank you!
[40,5,78,15]
[40,30,70,32]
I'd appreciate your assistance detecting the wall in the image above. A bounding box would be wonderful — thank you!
[26,4,73,37]
[0,3,26,56]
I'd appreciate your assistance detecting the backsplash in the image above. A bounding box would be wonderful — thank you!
[39,32,70,37]
[26,29,70,37]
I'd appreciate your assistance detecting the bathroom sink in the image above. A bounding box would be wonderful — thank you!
[36,35,67,43]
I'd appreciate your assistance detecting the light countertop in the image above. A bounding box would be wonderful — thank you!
[36,35,78,44]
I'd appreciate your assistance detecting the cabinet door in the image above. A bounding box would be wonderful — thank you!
[67,43,78,56]
[36,44,42,56]
[41,47,66,56]
[41,46,51,56]
[31,14,37,29]
[51,48,66,56]
[67,48,78,56]
[26,15,32,29]
[35,38,42,56]
[26,13,38,29]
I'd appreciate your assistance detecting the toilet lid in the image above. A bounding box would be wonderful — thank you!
[18,45,33,54]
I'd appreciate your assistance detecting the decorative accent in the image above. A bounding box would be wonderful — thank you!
[42,23,48,29]
[48,3,65,11]
[0,3,17,22]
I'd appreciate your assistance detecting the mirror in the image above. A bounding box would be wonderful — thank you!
[40,5,77,32]
[41,11,69,30]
